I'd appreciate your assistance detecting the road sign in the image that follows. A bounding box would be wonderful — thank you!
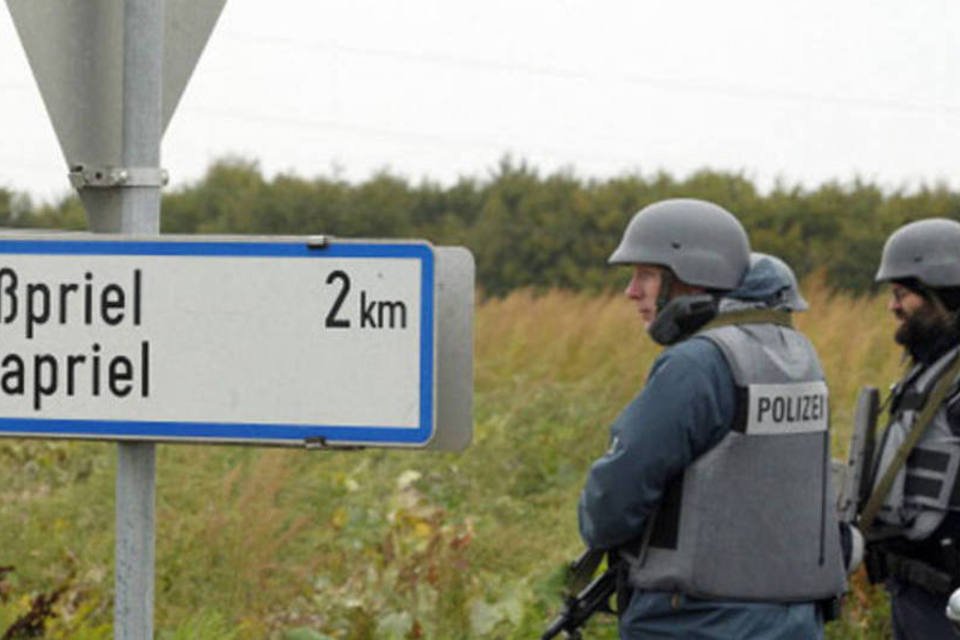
[430,246,474,451]
[6,0,226,229]
[7,0,225,157]
[0,235,471,448]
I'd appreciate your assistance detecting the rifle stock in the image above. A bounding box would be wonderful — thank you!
[836,386,880,523]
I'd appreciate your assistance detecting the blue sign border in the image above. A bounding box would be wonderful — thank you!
[0,238,435,446]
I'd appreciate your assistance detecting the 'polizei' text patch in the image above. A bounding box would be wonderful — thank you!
[743,381,829,434]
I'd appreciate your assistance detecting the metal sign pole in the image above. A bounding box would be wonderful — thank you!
[6,5,474,639]
[7,0,224,636]
[113,1,163,638]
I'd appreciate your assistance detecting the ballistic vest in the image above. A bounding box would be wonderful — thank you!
[626,322,847,601]
[871,345,960,540]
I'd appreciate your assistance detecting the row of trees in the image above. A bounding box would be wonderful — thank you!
[2,158,958,295]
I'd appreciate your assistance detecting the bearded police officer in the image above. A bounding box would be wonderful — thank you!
[858,218,960,639]
[578,199,846,638]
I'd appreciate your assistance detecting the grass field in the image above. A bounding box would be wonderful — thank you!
[0,278,908,638]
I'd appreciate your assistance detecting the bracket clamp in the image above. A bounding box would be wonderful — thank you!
[306,235,331,249]
[68,164,169,190]
[304,436,365,451]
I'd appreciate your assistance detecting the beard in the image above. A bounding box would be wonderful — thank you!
[894,302,958,352]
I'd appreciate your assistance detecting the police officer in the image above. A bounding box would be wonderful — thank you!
[746,252,809,312]
[578,199,846,638]
[860,218,960,639]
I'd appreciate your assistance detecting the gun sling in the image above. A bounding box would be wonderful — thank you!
[859,353,960,533]
[700,308,794,331]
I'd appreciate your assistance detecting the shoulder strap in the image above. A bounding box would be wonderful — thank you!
[699,308,794,332]
[860,352,960,533]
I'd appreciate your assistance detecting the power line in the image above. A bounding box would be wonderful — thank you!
[219,30,960,118]
[178,105,654,169]
[220,30,591,83]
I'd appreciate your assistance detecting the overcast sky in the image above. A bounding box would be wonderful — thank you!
[1,0,957,203]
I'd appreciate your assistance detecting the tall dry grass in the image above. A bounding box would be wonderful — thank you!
[0,277,906,638]
[477,288,657,404]
[478,274,905,452]
[475,276,903,639]
[797,273,904,453]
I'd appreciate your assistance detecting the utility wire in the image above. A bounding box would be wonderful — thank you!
[178,105,655,169]
[220,30,960,118]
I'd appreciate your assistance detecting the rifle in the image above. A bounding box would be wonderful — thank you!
[542,549,621,640]
[835,386,880,524]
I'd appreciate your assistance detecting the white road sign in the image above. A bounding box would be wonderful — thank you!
[0,235,453,447]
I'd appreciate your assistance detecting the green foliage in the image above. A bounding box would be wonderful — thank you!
[825,573,893,640]
[0,287,901,638]
[158,611,244,640]
[0,162,945,637]
[9,157,959,296]
[0,562,110,640]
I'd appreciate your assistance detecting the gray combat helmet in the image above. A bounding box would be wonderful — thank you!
[749,252,809,311]
[876,218,960,287]
[609,198,750,291]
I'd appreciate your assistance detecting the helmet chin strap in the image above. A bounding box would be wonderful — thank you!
[656,269,675,313]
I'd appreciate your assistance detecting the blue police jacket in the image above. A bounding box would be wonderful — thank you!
[577,265,823,639]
